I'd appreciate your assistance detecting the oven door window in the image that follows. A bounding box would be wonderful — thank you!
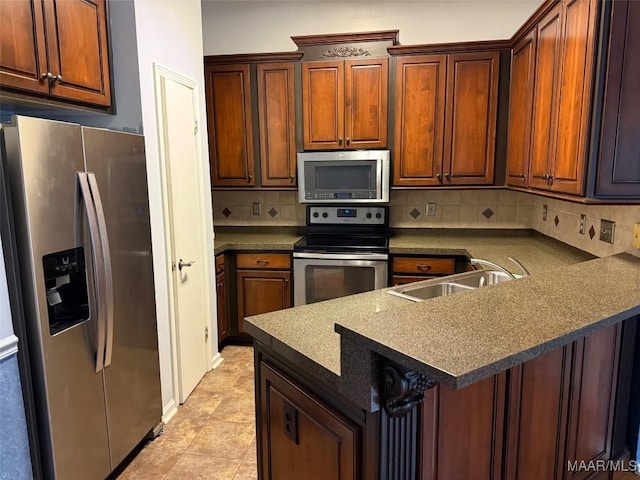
[305,265,376,304]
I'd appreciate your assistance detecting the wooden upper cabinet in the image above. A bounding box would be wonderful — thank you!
[0,0,111,107]
[393,55,446,186]
[529,4,562,191]
[257,62,296,187]
[551,0,597,195]
[595,0,640,198]
[443,52,499,185]
[0,0,48,94]
[302,60,344,150]
[302,58,388,150]
[344,58,388,149]
[506,31,536,187]
[44,0,111,106]
[205,64,255,187]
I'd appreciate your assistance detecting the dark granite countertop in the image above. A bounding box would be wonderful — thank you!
[222,227,640,412]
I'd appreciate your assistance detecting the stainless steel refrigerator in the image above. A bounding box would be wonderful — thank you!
[1,115,162,479]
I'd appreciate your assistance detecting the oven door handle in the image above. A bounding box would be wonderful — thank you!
[293,252,389,261]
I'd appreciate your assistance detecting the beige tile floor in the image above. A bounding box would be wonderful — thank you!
[117,345,257,480]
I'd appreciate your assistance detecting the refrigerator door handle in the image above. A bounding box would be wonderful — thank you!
[78,172,107,373]
[87,173,114,368]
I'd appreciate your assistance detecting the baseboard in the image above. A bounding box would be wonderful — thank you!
[211,351,224,369]
[162,399,178,424]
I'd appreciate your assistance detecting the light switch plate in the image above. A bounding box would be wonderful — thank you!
[252,202,262,216]
[579,214,586,235]
[426,203,436,216]
[599,219,615,244]
[543,204,548,221]
[633,223,640,249]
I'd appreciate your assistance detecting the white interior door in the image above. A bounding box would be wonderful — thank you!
[155,68,209,403]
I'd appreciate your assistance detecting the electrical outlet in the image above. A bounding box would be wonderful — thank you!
[252,202,262,216]
[633,223,640,250]
[599,219,615,244]
[426,203,436,216]
[579,214,586,235]
[543,204,548,221]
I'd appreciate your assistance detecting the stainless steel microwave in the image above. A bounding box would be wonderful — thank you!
[297,150,390,203]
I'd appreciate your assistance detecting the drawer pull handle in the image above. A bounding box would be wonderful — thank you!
[416,265,432,271]
[257,260,270,266]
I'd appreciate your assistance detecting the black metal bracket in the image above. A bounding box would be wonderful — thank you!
[382,362,436,418]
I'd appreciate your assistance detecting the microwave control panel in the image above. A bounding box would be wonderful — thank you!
[308,206,387,225]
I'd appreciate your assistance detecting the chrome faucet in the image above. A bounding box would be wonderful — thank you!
[469,257,530,279]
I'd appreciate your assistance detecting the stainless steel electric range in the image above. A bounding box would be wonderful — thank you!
[293,205,389,306]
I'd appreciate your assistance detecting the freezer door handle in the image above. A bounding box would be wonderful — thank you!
[78,172,107,373]
[87,173,114,368]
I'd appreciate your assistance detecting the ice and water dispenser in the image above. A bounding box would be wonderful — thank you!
[43,247,90,335]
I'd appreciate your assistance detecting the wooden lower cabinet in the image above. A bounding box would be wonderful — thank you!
[236,269,291,334]
[259,361,359,480]
[421,373,506,480]
[216,270,229,347]
[503,323,621,480]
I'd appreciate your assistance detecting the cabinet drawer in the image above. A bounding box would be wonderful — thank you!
[215,254,225,274]
[392,257,456,275]
[236,253,291,270]
[392,275,438,286]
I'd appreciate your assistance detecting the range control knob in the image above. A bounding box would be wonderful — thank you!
[322,212,328,218]
[365,213,372,219]
[312,212,319,218]
[376,212,382,219]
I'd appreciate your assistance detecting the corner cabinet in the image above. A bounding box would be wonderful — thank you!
[204,54,301,189]
[393,49,500,187]
[302,58,388,150]
[0,0,112,107]
[508,0,599,196]
[593,0,640,199]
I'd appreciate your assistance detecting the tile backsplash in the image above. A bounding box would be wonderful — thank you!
[212,188,640,258]
[531,196,640,258]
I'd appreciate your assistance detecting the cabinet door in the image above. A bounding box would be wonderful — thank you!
[206,64,255,186]
[551,0,598,195]
[260,362,358,480]
[506,31,536,187]
[443,52,499,185]
[236,270,291,333]
[504,344,573,480]
[344,58,388,149]
[529,5,562,190]
[216,271,229,346]
[43,0,111,106]
[257,62,296,187]
[302,60,344,150]
[0,0,49,94]
[393,55,446,187]
[565,324,620,479]
[421,373,506,480]
[595,0,640,198]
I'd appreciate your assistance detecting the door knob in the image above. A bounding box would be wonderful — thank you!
[178,259,195,271]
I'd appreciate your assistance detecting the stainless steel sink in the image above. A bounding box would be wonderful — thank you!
[387,282,475,301]
[386,268,522,302]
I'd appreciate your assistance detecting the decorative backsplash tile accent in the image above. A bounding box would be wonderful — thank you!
[409,208,421,219]
[222,207,231,218]
[482,208,494,219]
[268,207,278,218]
[531,196,640,258]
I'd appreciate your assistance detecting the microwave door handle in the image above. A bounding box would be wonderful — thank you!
[78,172,106,373]
[87,173,114,368]
[376,159,382,199]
